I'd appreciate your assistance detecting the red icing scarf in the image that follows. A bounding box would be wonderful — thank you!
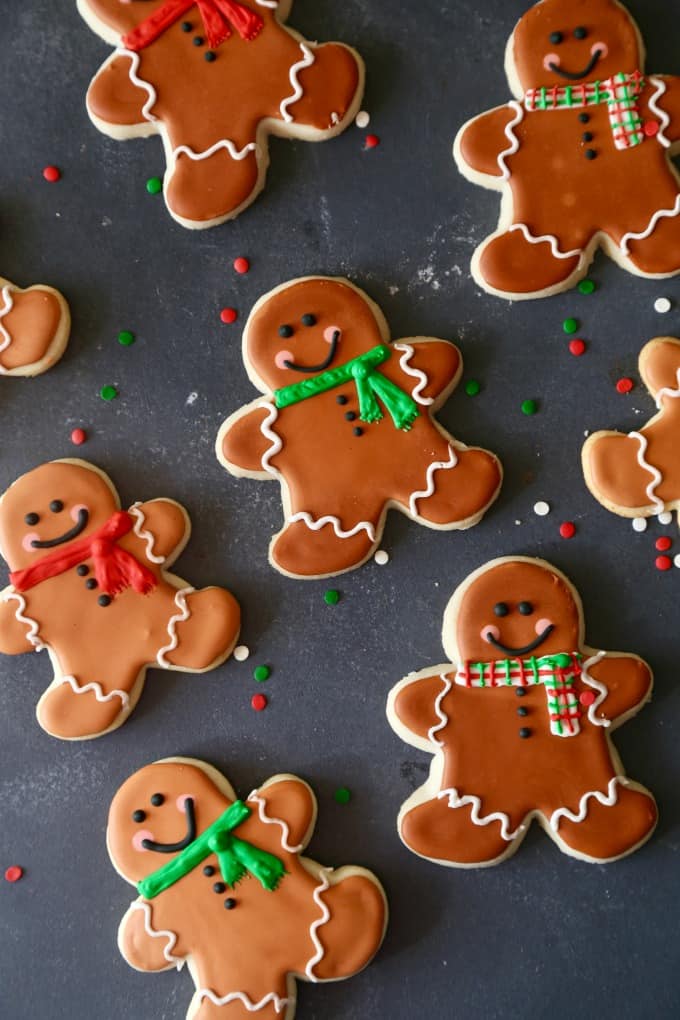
[122,0,264,52]
[10,511,157,597]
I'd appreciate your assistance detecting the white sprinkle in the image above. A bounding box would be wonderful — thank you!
[515,519,522,526]
[675,555,680,568]
[632,517,648,533]
[658,511,673,525]
[533,501,550,517]
[654,297,672,314]
[374,550,389,566]
[186,392,198,406]
[355,110,370,129]
[234,645,250,662]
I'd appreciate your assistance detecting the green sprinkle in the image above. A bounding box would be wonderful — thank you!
[521,399,538,416]
[578,279,596,295]
[118,330,135,347]
[334,787,352,805]
[324,589,341,606]
[465,379,481,397]
[146,176,163,195]
[100,385,118,401]
[563,317,579,335]
[253,665,270,683]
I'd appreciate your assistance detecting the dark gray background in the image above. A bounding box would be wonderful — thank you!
[1,0,680,1017]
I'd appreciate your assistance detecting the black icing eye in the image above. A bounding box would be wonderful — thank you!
[549,31,564,44]
[494,602,509,617]
[132,809,146,823]
[519,601,534,616]
[301,313,317,327]
[150,793,165,807]
[24,512,40,526]
[278,324,294,339]
[50,500,64,513]
[573,26,588,39]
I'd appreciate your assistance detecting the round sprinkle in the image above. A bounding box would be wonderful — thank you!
[146,176,163,195]
[4,866,23,883]
[533,501,550,517]
[220,307,238,324]
[355,111,370,129]
[579,690,596,707]
[251,693,268,712]
[656,536,672,552]
[365,134,380,149]
[569,338,586,357]
[42,165,61,183]
[632,517,648,533]
[521,399,538,416]
[578,279,596,295]
[644,120,660,138]
[374,550,389,566]
[563,317,579,335]
[675,555,680,568]
[465,379,481,396]
[253,665,270,682]
[658,511,673,525]
[233,645,250,662]
[70,428,87,446]
[654,297,672,314]
[334,787,352,805]
[324,589,341,606]
[100,385,118,401]
[233,257,250,275]
[656,555,673,572]
[616,377,634,394]
[118,330,135,346]
[560,521,576,539]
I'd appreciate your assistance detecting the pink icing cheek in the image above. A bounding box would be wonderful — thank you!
[132,830,154,852]
[592,42,609,58]
[22,533,40,552]
[70,503,88,522]
[536,618,554,635]
[481,625,500,644]
[543,52,560,70]
[324,326,342,344]
[176,794,193,812]
[275,350,293,370]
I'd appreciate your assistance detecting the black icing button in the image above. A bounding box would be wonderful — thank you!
[345,411,357,421]
[517,707,528,717]
[181,21,192,31]
[205,51,216,62]
[213,882,226,894]
[85,578,98,590]
[193,36,204,46]
[516,688,527,698]
[578,112,590,124]
[585,149,597,160]
[336,395,348,405]
[582,132,593,142]
[203,865,215,877]
[98,594,112,608]
[224,898,237,910]
[353,427,364,437]
[519,727,532,739]
[76,564,89,576]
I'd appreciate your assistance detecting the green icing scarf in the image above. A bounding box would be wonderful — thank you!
[137,800,286,900]
[274,344,420,431]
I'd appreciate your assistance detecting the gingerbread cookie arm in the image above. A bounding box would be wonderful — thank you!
[216,402,281,479]
[129,499,190,566]
[280,41,364,135]
[248,775,318,853]
[648,76,680,146]
[118,899,186,973]
[86,52,158,134]
[390,339,462,404]
[0,587,42,655]
[585,652,653,728]
[639,336,680,398]
[454,104,523,181]
[387,669,453,750]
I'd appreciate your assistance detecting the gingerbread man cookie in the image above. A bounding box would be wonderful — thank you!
[387,557,657,866]
[0,276,69,376]
[109,757,387,1020]
[78,0,364,228]
[454,0,680,300]
[216,277,502,579]
[0,460,241,740]
[583,337,680,526]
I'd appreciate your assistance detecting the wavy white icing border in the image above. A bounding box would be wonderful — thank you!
[258,400,283,474]
[288,512,376,542]
[172,138,257,162]
[130,900,183,969]
[393,343,434,406]
[620,194,680,255]
[427,674,452,747]
[655,366,680,408]
[2,591,45,651]
[629,430,665,512]
[648,77,672,149]
[549,776,625,832]
[497,100,524,180]
[129,502,165,564]
[58,674,129,707]
[0,284,14,364]
[437,787,525,842]
[280,42,315,123]
[409,446,458,517]
[196,989,289,1013]
[247,791,304,853]
[305,867,332,982]
[117,47,158,122]
[580,651,610,728]
[508,223,583,260]
[156,587,194,667]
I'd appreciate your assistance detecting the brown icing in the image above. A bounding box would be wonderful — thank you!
[0,461,240,740]
[584,336,680,515]
[389,558,657,865]
[80,0,363,225]
[0,279,70,376]
[108,759,386,1018]
[217,278,502,578]
[455,0,680,296]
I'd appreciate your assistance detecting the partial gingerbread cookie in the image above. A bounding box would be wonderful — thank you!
[583,337,680,525]
[387,557,657,867]
[78,0,364,228]
[0,276,69,376]
[453,0,680,299]
[0,460,241,740]
[109,758,387,1020]
[216,277,502,579]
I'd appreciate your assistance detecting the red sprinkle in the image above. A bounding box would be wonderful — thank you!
[560,521,576,539]
[365,134,380,149]
[656,536,672,552]
[616,377,635,394]
[70,428,87,446]
[42,165,61,183]
[251,693,268,712]
[4,866,23,883]
[220,307,238,324]
[644,121,660,137]
[656,555,673,572]
[569,339,586,357]
[579,690,596,707]
[233,257,250,275]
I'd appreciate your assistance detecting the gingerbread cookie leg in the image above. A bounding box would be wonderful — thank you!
[36,666,139,740]
[279,42,364,136]
[0,281,70,376]
[548,779,657,863]
[399,794,526,868]
[160,587,241,671]
[474,229,585,299]
[187,991,288,1020]
[164,147,261,229]
[270,516,379,579]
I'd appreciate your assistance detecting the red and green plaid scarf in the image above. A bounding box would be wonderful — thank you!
[524,71,646,150]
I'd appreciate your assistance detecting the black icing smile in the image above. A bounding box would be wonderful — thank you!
[283,330,341,373]
[30,508,89,549]
[486,624,555,657]
[141,797,197,854]
[548,49,602,81]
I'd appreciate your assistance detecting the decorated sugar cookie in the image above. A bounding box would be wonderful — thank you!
[0,276,69,376]
[109,758,387,1018]
[216,277,502,579]
[0,460,241,740]
[78,0,364,228]
[583,337,680,526]
[387,557,657,866]
[453,0,680,299]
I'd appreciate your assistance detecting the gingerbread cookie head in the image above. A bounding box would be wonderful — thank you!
[243,277,389,394]
[0,460,118,573]
[509,0,642,94]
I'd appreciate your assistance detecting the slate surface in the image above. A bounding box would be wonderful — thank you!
[1,1,680,1017]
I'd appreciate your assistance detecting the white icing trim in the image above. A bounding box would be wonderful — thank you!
[280,43,316,123]
[0,285,14,364]
[629,430,665,512]
[497,101,524,180]
[580,651,611,729]
[129,900,182,969]
[255,0,279,6]
[655,366,680,408]
[437,788,525,842]
[508,223,583,260]
[427,674,451,747]
[288,512,376,542]
[129,502,165,564]
[116,47,158,122]
[59,675,129,707]
[620,194,680,255]
[258,401,283,474]
[648,77,672,149]
[550,776,625,832]
[2,591,45,651]
[172,139,257,162]
[408,446,458,517]
[246,791,304,853]
[305,867,332,982]
[196,989,289,1013]
[393,343,434,406]
[156,587,193,667]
